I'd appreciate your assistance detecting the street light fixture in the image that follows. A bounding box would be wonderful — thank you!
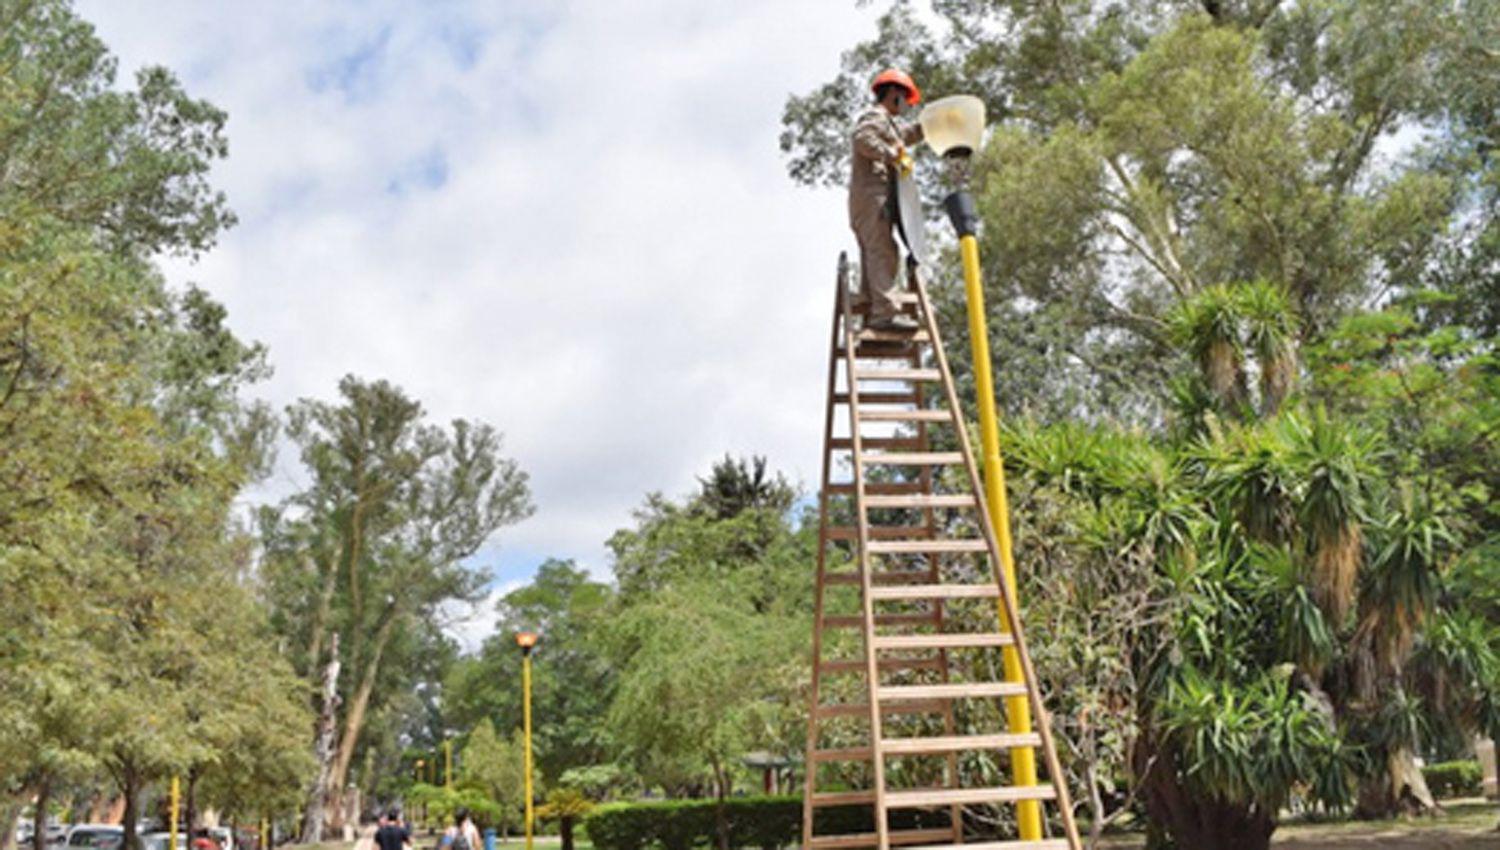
[515,632,539,850]
[918,93,1044,842]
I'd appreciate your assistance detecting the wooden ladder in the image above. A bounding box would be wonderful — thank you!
[800,254,1081,850]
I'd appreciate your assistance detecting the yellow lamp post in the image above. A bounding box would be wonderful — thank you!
[515,631,540,850]
[919,94,1043,841]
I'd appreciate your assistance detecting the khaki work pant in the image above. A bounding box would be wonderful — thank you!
[851,203,904,322]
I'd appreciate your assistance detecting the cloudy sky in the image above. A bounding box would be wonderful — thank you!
[78,1,887,646]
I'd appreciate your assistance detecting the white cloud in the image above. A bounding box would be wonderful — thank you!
[440,579,526,655]
[78,1,880,608]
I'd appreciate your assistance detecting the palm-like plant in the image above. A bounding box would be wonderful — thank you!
[1353,488,1454,689]
[1239,281,1299,415]
[1169,284,1248,412]
[1282,408,1383,628]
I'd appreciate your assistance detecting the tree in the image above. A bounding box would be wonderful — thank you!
[459,720,526,841]
[536,789,593,850]
[445,560,616,785]
[604,579,803,850]
[260,375,533,839]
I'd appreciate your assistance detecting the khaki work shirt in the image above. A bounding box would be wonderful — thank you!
[847,105,924,225]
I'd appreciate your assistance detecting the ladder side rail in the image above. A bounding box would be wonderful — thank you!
[910,274,1083,850]
[804,254,852,848]
[842,272,892,850]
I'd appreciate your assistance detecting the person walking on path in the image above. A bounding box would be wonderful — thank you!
[437,810,478,850]
[849,67,924,332]
[374,811,410,850]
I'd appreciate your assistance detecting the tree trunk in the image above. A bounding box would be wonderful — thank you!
[301,633,342,843]
[32,779,51,850]
[185,769,200,833]
[1,793,22,850]
[119,765,139,850]
[558,817,572,850]
[1356,745,1438,818]
[1135,736,1277,850]
[326,609,399,822]
[305,554,337,682]
[710,757,729,850]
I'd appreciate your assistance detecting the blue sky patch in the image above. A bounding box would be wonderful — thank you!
[386,145,449,195]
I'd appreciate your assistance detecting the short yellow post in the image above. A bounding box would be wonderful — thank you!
[169,776,180,850]
[516,632,539,850]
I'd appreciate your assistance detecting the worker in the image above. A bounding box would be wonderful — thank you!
[849,68,924,332]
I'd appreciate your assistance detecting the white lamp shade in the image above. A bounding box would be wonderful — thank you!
[919,95,986,157]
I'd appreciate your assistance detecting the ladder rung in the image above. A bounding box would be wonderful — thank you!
[809,747,873,762]
[873,632,1014,650]
[826,482,926,496]
[884,785,1057,808]
[876,682,1028,701]
[817,699,949,717]
[807,828,954,849]
[864,493,977,509]
[907,841,1072,850]
[834,392,919,405]
[859,408,951,422]
[867,539,989,555]
[819,656,943,674]
[825,570,938,586]
[854,328,931,343]
[829,437,923,451]
[868,583,999,600]
[855,368,942,383]
[881,733,1042,755]
[860,451,963,466]
[825,526,933,542]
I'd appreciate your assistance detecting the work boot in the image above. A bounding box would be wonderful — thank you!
[867,314,919,333]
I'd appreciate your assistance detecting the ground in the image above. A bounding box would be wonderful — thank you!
[296,802,1500,850]
[1094,799,1500,849]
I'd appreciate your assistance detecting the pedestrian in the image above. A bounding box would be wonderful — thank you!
[849,67,924,332]
[373,811,409,850]
[436,810,475,850]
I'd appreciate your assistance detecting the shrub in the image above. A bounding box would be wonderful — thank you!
[1423,760,1483,799]
[585,795,951,850]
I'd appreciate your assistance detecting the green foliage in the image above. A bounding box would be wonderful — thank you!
[584,796,949,850]
[459,720,526,835]
[445,560,616,784]
[1420,760,1483,799]
[0,2,308,841]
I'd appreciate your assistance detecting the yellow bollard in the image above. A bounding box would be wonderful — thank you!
[169,777,180,850]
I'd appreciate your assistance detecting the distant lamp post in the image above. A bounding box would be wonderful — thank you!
[918,93,1042,842]
[515,632,540,850]
[444,739,453,790]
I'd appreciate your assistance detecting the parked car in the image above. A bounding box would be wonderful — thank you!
[65,826,123,850]
[137,833,187,850]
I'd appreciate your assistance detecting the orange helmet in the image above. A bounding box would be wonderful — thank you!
[871,68,921,105]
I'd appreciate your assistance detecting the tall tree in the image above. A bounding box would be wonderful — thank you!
[261,376,533,838]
